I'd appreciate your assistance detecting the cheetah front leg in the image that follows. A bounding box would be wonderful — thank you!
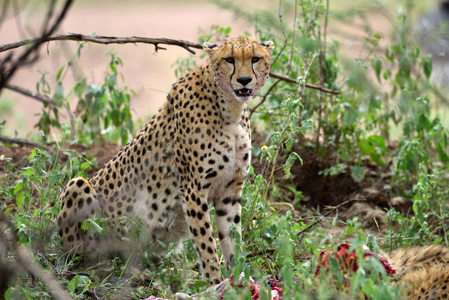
[213,181,243,265]
[180,186,221,285]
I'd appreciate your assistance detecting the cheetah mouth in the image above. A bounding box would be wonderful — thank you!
[234,88,253,98]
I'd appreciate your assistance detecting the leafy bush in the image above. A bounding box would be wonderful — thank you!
[36,46,135,146]
[1,0,449,298]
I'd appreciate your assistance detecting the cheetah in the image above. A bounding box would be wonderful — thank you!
[57,37,274,284]
[384,244,449,299]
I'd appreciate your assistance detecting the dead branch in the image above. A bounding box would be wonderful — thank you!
[1,33,340,95]
[0,214,71,300]
[15,247,71,300]
[0,135,45,148]
[0,34,204,55]
[4,83,56,105]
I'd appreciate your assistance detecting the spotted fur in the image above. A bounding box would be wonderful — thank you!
[384,245,449,299]
[57,37,274,284]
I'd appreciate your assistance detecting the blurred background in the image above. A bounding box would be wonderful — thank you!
[0,0,447,136]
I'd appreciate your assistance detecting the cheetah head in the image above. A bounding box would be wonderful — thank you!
[204,37,274,103]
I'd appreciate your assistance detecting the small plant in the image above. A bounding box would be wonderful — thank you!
[73,52,135,146]
[34,45,135,146]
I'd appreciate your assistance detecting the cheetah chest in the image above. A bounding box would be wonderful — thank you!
[208,123,251,201]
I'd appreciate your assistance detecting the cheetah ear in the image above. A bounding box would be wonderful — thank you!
[203,42,219,57]
[260,41,274,54]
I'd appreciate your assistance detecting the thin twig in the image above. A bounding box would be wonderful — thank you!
[296,196,364,237]
[246,197,364,259]
[246,247,277,259]
[269,72,341,94]
[0,34,203,54]
[4,83,56,105]
[40,0,57,38]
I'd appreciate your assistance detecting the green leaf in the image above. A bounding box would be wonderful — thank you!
[283,152,302,178]
[420,55,432,79]
[342,109,358,126]
[360,135,386,157]
[28,149,37,159]
[56,66,65,81]
[108,74,117,89]
[67,276,78,294]
[67,275,90,295]
[54,83,64,100]
[337,148,349,160]
[364,36,379,46]
[368,135,386,152]
[370,153,385,168]
[109,60,117,74]
[372,59,382,82]
[25,167,36,177]
[82,219,103,233]
[412,200,424,220]
[417,113,431,131]
[435,142,449,163]
[301,119,313,131]
[359,139,375,155]
[351,165,365,182]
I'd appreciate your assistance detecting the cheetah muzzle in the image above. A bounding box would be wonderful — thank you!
[57,37,275,285]
[234,88,253,98]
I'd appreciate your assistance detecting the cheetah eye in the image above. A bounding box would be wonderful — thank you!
[224,57,235,64]
[251,57,261,63]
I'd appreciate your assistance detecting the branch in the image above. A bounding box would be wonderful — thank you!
[4,83,56,105]
[269,72,341,95]
[0,214,71,300]
[15,247,71,300]
[246,247,277,259]
[0,135,45,148]
[0,34,203,55]
[1,33,340,95]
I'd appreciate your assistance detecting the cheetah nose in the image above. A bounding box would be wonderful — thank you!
[236,77,252,86]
